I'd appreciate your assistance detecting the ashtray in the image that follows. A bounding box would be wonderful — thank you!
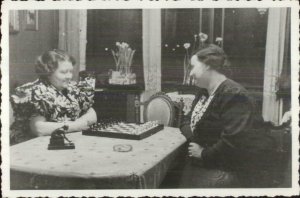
[113,144,132,152]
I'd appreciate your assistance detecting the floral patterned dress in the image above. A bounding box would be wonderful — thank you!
[10,78,94,145]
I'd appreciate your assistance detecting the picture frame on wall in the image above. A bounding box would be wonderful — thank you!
[9,10,19,33]
[25,10,38,31]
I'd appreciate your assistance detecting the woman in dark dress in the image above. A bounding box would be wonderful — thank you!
[179,44,276,188]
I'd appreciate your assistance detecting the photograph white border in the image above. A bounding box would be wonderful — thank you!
[1,0,299,197]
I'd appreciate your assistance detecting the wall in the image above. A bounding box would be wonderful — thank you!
[9,10,59,91]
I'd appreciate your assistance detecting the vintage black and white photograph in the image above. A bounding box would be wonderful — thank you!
[1,1,299,197]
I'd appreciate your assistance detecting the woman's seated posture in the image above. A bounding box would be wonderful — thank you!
[10,50,97,145]
[179,44,276,188]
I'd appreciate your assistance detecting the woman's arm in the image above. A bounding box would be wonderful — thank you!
[200,93,254,165]
[186,94,252,161]
[29,108,97,136]
[67,108,97,132]
[30,116,67,136]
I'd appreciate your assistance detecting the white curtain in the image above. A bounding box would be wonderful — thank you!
[142,9,161,95]
[58,10,87,80]
[140,9,162,122]
[262,8,288,125]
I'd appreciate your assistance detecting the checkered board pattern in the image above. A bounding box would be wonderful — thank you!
[104,123,145,134]
[82,121,164,140]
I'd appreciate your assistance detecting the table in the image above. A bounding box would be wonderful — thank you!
[10,127,186,189]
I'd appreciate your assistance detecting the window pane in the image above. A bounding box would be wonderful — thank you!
[161,8,268,91]
[86,9,143,84]
[161,9,200,85]
[224,8,268,89]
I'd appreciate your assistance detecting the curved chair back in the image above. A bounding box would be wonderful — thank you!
[143,93,175,126]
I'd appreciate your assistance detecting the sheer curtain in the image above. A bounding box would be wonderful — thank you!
[140,9,162,122]
[58,10,87,80]
[142,9,161,98]
[262,8,290,125]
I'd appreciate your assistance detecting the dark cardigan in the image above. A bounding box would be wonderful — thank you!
[180,79,276,172]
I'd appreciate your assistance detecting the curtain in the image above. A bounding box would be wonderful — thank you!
[262,8,289,125]
[140,9,161,122]
[58,10,87,80]
[142,9,161,95]
[277,9,291,114]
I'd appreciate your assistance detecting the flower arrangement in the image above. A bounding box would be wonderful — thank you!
[182,33,223,85]
[109,42,137,85]
[111,42,136,74]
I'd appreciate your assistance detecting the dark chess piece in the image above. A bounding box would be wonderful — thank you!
[48,125,75,150]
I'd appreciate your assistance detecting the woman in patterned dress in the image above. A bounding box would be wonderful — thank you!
[179,44,276,188]
[10,50,97,145]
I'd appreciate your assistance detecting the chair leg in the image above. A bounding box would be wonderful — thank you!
[134,95,140,123]
[177,98,184,127]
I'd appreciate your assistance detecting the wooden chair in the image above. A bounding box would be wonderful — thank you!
[135,92,184,127]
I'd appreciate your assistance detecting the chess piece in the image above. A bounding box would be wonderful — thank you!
[48,125,75,150]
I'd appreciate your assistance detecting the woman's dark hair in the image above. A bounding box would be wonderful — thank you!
[193,44,231,76]
[35,49,76,79]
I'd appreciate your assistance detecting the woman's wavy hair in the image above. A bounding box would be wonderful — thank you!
[193,44,232,76]
[35,49,76,79]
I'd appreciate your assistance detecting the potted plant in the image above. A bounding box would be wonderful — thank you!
[110,42,136,85]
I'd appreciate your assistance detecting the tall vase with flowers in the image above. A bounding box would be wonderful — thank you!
[110,42,136,85]
[183,33,223,85]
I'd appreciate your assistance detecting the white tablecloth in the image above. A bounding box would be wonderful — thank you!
[10,127,186,189]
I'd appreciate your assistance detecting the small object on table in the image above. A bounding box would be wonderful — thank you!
[113,144,133,152]
[48,125,75,150]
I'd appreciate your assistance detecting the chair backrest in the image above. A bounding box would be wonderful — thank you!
[143,93,176,127]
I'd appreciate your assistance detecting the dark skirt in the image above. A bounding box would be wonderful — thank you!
[178,158,241,188]
[178,153,278,188]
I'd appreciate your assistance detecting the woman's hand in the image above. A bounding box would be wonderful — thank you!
[188,142,204,159]
[65,108,97,132]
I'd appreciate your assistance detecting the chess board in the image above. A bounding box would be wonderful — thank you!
[82,121,164,140]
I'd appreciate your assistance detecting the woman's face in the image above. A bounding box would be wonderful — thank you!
[48,61,73,90]
[190,55,209,87]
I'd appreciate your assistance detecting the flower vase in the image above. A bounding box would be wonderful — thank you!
[109,70,136,85]
[129,73,136,84]
[109,71,120,84]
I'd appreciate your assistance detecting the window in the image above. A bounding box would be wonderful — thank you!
[161,8,268,90]
[161,9,200,85]
[86,9,143,84]
[86,9,268,90]
[223,8,268,89]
